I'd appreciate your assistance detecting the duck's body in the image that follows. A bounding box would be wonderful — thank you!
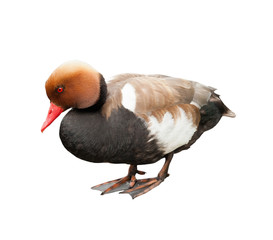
[60,106,165,165]
[42,61,235,198]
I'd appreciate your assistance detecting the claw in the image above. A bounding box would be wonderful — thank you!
[136,170,146,175]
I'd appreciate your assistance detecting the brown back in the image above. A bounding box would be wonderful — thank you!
[101,74,214,122]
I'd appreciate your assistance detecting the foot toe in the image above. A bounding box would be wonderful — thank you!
[120,178,163,199]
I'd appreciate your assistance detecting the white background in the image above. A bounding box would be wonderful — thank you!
[1,0,272,239]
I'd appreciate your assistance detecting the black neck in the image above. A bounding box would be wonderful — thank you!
[86,74,107,112]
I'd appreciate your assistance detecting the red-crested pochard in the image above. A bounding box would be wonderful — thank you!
[41,61,235,198]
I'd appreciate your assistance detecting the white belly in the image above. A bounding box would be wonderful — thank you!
[147,108,197,154]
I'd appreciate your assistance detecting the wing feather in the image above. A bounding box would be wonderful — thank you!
[102,74,214,119]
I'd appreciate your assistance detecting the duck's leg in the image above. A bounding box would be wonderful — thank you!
[120,152,174,199]
[91,165,145,194]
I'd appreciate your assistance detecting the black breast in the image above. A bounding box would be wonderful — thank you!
[59,107,164,165]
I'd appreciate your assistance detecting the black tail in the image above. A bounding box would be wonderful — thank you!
[199,92,235,132]
[210,92,236,118]
[174,92,235,153]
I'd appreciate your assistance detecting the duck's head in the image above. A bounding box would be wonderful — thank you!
[41,61,104,132]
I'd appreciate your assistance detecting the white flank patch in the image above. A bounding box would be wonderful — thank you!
[121,83,137,112]
[147,108,197,154]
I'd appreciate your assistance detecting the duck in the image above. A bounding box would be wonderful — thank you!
[41,61,235,199]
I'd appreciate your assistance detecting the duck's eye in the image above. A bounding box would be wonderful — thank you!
[57,87,64,93]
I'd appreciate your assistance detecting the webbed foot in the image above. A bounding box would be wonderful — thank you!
[120,175,169,199]
[91,153,173,198]
[91,165,145,194]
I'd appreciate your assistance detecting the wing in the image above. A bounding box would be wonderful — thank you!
[102,73,216,154]
[102,73,215,120]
